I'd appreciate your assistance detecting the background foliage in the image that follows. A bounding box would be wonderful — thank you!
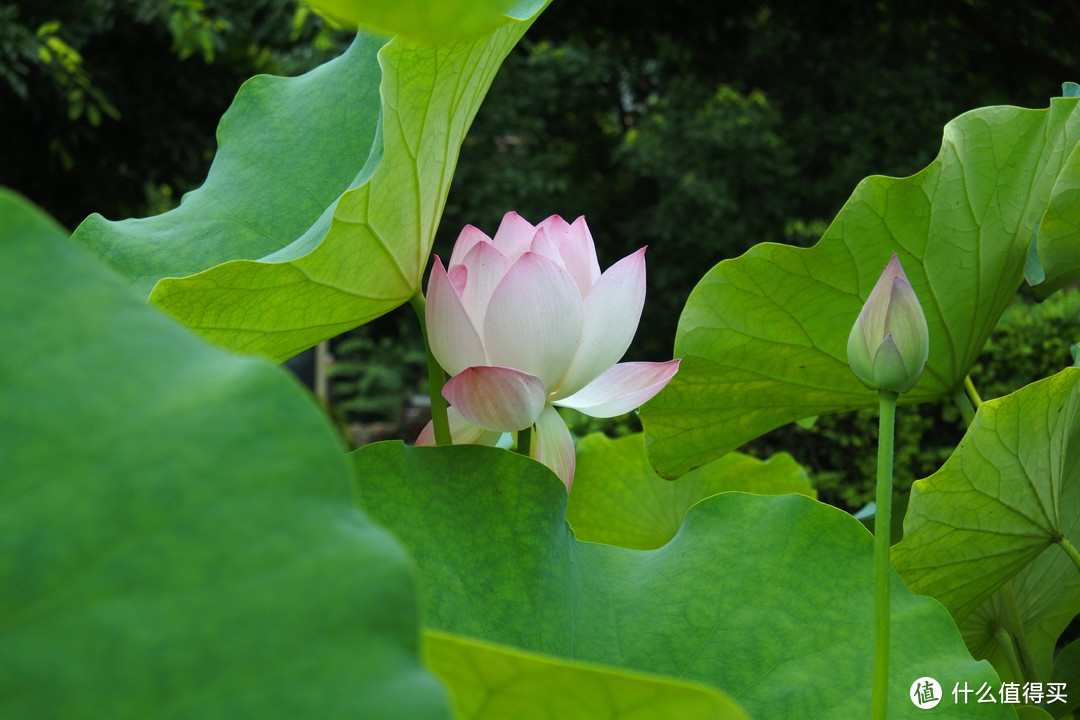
[3,0,1079,496]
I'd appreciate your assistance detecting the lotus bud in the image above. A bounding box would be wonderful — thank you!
[846,253,929,394]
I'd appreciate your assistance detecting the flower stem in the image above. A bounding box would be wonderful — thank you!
[871,389,898,720]
[409,292,452,446]
[516,426,532,456]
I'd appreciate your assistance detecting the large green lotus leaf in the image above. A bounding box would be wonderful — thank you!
[74,1,549,362]
[892,369,1080,627]
[1026,143,1080,299]
[352,442,1010,720]
[0,190,449,720]
[305,0,516,39]
[423,631,750,719]
[642,96,1080,478]
[566,432,814,550]
[75,33,385,298]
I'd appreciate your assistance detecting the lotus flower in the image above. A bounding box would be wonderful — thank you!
[417,212,680,490]
[846,252,929,394]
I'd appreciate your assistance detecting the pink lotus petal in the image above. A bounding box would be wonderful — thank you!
[553,247,647,399]
[546,216,601,297]
[448,263,468,296]
[449,224,491,269]
[443,366,547,432]
[529,227,565,267]
[535,215,571,235]
[415,406,503,446]
[554,359,681,418]
[483,252,584,387]
[491,211,537,262]
[459,240,513,329]
[426,256,486,375]
[533,404,576,491]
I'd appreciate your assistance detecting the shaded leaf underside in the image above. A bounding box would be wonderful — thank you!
[894,369,1080,680]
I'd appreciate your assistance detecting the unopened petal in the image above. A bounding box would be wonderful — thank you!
[555,360,680,418]
[533,404,576,491]
[448,263,468,296]
[553,247,646,398]
[846,314,875,385]
[483,252,584,386]
[884,277,929,368]
[539,215,601,297]
[426,256,486,375]
[449,224,491,269]
[871,334,923,393]
[459,240,513,328]
[491,211,537,262]
[442,365,547,432]
[529,227,565,267]
[858,253,907,344]
[415,406,502,446]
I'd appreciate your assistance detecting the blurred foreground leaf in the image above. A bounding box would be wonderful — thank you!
[0,190,449,720]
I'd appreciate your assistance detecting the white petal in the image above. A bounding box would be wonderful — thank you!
[491,211,537,262]
[540,215,600,297]
[483,252,583,387]
[533,405,576,491]
[553,248,646,398]
[426,256,486,375]
[554,360,680,418]
[449,224,491,269]
[414,407,503,446]
[459,240,512,329]
[442,365,547,432]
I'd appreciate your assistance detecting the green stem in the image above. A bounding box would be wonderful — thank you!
[516,426,532,456]
[1058,535,1080,574]
[964,374,983,410]
[991,626,1026,684]
[871,390,898,720]
[1000,580,1040,685]
[409,292,452,447]
[952,388,975,427]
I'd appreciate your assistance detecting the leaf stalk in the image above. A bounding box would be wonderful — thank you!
[999,580,1040,685]
[964,374,983,410]
[1058,534,1080,575]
